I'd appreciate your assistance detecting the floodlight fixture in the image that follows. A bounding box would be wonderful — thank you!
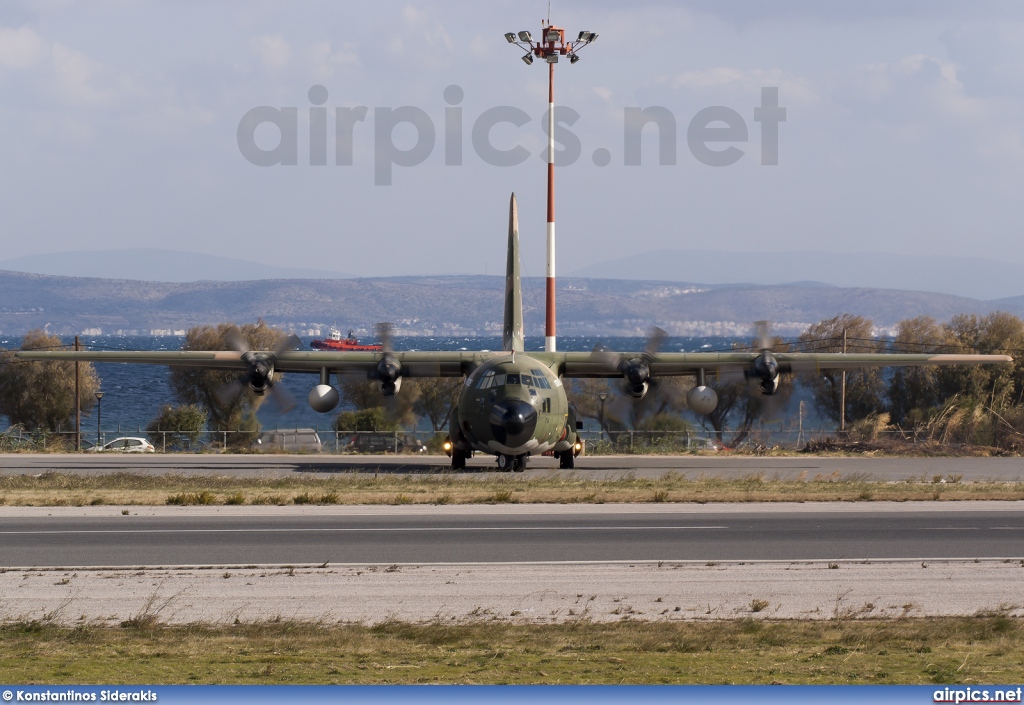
[505,32,517,43]
[545,28,560,43]
[521,53,533,65]
[518,30,532,42]
[546,52,558,63]
[569,52,580,64]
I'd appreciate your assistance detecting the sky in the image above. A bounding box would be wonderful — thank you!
[2,1,1024,283]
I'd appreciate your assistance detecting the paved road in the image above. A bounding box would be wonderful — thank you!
[1,504,1021,567]
[2,453,1024,480]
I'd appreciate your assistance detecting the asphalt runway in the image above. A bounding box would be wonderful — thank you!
[2,504,1021,568]
[2,452,1024,480]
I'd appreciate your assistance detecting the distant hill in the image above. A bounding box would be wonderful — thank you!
[570,249,1024,301]
[1,270,1020,338]
[0,249,352,283]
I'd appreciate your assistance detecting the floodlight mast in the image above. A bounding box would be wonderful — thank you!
[505,22,597,353]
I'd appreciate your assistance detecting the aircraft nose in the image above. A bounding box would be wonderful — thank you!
[488,398,538,446]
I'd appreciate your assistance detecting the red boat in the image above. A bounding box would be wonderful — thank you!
[310,327,382,352]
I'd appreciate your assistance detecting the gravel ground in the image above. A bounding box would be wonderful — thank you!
[2,559,1022,626]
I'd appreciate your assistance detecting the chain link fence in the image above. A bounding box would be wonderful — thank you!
[0,424,897,454]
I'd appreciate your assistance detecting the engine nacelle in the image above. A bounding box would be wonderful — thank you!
[751,351,780,395]
[241,351,275,395]
[687,385,718,415]
[620,359,650,398]
[308,384,339,413]
[622,380,649,398]
[376,355,402,396]
[760,375,780,395]
[379,377,402,396]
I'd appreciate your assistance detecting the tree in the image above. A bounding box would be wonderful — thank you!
[567,376,691,437]
[169,321,290,444]
[338,376,419,428]
[565,377,614,433]
[938,312,1024,410]
[0,330,99,432]
[700,335,795,445]
[887,316,948,425]
[408,377,462,433]
[798,314,884,425]
[334,407,398,432]
[146,404,208,450]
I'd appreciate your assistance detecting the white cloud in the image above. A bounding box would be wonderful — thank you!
[0,26,45,70]
[251,35,291,71]
[391,4,454,64]
[305,40,358,80]
[671,67,817,104]
[51,42,112,105]
[852,54,986,119]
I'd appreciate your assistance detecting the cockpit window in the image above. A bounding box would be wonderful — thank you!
[479,369,552,389]
[530,369,552,389]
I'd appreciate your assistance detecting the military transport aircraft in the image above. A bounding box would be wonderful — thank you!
[17,194,1013,471]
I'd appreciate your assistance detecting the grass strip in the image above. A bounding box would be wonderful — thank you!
[0,471,1023,506]
[0,616,1021,684]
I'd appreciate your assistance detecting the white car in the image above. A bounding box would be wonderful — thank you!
[88,437,156,453]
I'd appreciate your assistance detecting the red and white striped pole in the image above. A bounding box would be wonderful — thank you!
[545,59,557,353]
[505,24,598,353]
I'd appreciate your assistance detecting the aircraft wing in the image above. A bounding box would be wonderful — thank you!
[13,349,481,377]
[15,349,1011,379]
[551,351,1013,378]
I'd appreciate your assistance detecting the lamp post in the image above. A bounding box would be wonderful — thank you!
[95,391,103,447]
[598,391,608,441]
[505,23,598,352]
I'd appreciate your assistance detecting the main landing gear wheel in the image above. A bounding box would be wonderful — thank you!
[513,454,528,472]
[451,449,467,470]
[558,450,574,470]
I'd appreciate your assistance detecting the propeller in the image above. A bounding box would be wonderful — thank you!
[711,321,793,421]
[215,328,301,414]
[587,326,667,399]
[374,322,402,396]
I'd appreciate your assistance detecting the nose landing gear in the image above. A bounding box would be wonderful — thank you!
[497,454,528,472]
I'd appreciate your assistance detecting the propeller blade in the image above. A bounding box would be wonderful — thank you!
[375,322,394,353]
[215,378,245,407]
[754,321,772,352]
[268,382,297,415]
[716,366,747,385]
[274,334,303,355]
[224,328,249,353]
[644,327,668,360]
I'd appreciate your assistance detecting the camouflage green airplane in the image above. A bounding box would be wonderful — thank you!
[16,193,1013,471]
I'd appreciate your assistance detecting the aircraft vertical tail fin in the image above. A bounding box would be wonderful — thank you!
[503,192,525,353]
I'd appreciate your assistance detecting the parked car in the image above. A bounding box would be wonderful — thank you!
[88,437,156,453]
[346,433,427,454]
[692,438,721,452]
[255,429,323,453]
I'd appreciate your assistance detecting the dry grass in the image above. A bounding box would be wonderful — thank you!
[0,616,1021,684]
[0,471,1023,506]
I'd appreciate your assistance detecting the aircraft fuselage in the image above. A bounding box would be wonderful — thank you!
[449,354,578,467]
